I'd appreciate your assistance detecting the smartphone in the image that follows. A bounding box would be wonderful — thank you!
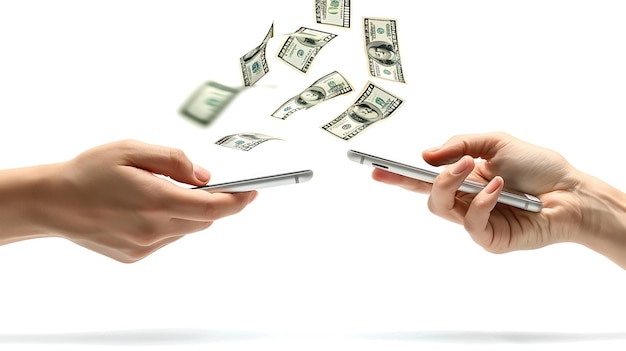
[347,149,542,212]
[194,170,314,193]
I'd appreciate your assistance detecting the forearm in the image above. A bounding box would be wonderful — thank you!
[0,164,61,245]
[575,174,626,269]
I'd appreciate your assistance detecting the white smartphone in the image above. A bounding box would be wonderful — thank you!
[347,149,542,212]
[194,170,314,193]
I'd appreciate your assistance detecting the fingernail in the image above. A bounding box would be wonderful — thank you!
[450,157,469,176]
[193,164,211,182]
[248,191,259,204]
[485,176,503,194]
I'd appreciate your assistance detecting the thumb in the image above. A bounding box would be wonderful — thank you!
[422,132,508,167]
[123,141,211,186]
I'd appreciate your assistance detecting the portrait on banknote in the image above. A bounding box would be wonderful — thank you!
[320,81,403,140]
[276,27,337,74]
[366,41,399,66]
[345,101,383,125]
[296,33,327,48]
[271,71,352,119]
[294,86,326,107]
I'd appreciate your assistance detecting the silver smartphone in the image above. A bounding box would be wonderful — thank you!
[347,150,542,212]
[194,170,314,193]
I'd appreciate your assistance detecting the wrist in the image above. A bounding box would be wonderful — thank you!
[0,163,62,244]
[573,173,626,269]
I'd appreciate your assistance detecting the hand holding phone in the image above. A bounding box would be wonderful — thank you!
[194,170,313,193]
[347,150,542,212]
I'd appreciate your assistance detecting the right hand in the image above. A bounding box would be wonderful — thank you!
[372,132,586,254]
[39,140,258,263]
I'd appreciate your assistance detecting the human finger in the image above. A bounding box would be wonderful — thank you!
[427,155,475,223]
[422,132,512,167]
[371,168,433,194]
[160,187,258,221]
[119,140,210,186]
[462,176,504,249]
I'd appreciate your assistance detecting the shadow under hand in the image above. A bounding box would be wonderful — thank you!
[0,329,272,346]
[3,329,626,346]
[357,330,626,344]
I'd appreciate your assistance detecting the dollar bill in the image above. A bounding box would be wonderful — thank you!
[363,18,406,83]
[276,27,337,74]
[271,71,353,119]
[240,22,274,86]
[179,81,241,125]
[321,82,404,140]
[315,0,350,28]
[215,132,282,151]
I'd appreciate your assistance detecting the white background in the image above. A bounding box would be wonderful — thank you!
[1,0,626,350]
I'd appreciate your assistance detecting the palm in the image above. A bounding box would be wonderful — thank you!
[456,140,583,252]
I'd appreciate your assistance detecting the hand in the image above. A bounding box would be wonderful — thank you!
[372,132,587,254]
[1,140,257,263]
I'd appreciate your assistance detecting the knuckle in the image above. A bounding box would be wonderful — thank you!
[115,139,141,152]
[121,247,152,263]
[203,202,221,220]
[168,147,193,174]
[472,197,492,210]
[109,245,152,264]
[169,147,188,165]
[463,221,480,236]
[427,197,439,214]
[492,131,511,139]
[481,243,506,254]
[116,255,142,264]
[127,222,162,247]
